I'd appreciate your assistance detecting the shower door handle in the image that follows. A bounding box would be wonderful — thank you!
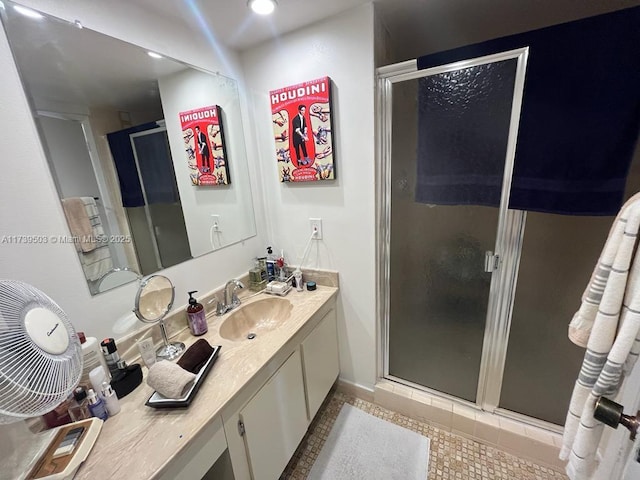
[484,251,500,272]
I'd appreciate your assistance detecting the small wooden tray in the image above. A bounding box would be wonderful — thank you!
[27,418,103,479]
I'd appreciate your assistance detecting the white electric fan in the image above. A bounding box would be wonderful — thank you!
[0,279,102,479]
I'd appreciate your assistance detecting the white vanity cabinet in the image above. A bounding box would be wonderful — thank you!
[301,308,339,419]
[222,305,339,480]
[240,349,308,480]
[156,417,228,480]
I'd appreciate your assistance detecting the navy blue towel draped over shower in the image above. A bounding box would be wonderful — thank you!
[415,6,640,216]
[107,122,179,208]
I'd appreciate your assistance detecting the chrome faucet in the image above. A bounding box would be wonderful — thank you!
[215,279,245,315]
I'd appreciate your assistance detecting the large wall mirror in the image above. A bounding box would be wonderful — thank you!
[1,1,257,295]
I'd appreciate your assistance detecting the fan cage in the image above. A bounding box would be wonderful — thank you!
[0,280,82,424]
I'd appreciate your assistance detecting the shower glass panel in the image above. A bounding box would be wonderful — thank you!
[500,214,621,425]
[130,129,191,271]
[388,58,519,402]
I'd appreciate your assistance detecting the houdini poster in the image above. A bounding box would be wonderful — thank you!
[270,77,335,182]
[179,105,231,186]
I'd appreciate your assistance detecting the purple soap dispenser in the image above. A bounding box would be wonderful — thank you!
[187,291,208,336]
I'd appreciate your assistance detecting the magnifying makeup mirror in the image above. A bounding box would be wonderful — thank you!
[133,275,184,360]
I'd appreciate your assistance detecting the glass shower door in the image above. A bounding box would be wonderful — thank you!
[130,128,191,271]
[388,202,497,401]
[383,49,529,403]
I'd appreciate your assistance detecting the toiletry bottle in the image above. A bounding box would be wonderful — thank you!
[68,387,91,422]
[89,366,108,401]
[86,388,109,421]
[137,338,156,368]
[258,257,267,280]
[101,381,121,416]
[266,246,276,281]
[249,259,263,284]
[77,332,110,388]
[277,250,287,281]
[249,259,268,292]
[100,338,122,378]
[293,268,303,291]
[187,291,208,336]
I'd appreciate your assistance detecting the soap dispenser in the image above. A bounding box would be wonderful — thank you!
[266,246,276,281]
[187,291,208,336]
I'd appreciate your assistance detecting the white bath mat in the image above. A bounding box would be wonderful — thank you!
[307,403,430,480]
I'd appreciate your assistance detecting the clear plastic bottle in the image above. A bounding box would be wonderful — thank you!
[68,387,91,422]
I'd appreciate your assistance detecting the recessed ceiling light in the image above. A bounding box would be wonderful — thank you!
[13,5,44,19]
[147,52,163,59]
[248,0,277,15]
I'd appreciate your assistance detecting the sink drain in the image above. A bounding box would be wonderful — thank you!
[247,333,257,340]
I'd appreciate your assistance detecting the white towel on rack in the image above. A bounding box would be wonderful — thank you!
[561,193,640,479]
[77,197,112,281]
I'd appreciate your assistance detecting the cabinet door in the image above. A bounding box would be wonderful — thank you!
[240,349,308,480]
[301,308,339,420]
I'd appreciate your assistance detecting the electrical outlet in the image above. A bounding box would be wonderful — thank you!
[309,218,322,239]
[211,214,221,231]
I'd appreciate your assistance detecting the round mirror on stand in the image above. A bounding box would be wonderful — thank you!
[133,275,184,360]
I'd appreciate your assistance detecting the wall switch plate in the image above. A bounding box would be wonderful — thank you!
[309,218,322,239]
[211,214,221,231]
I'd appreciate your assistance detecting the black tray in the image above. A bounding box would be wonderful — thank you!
[145,345,221,408]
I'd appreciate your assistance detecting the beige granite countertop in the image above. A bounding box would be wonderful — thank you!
[74,284,338,480]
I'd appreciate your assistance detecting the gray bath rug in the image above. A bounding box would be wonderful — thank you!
[307,403,430,479]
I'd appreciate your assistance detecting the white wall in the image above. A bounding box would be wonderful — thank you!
[38,116,100,199]
[158,69,256,257]
[241,3,377,389]
[0,0,267,342]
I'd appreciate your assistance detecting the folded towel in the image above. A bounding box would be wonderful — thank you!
[177,339,214,374]
[146,360,196,399]
[61,197,95,253]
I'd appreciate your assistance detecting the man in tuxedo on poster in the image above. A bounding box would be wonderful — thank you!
[292,104,310,166]
[195,125,211,172]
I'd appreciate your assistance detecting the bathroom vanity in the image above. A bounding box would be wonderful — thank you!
[73,284,339,480]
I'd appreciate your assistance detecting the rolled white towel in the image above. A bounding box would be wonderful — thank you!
[147,360,196,399]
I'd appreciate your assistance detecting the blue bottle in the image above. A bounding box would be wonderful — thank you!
[87,388,109,421]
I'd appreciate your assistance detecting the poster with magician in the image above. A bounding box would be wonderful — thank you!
[180,105,231,186]
[270,76,335,182]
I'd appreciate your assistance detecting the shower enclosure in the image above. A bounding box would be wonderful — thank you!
[377,49,615,428]
[128,126,191,273]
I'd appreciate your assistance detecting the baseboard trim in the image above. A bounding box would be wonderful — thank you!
[336,378,375,403]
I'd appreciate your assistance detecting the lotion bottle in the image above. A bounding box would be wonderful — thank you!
[77,332,110,389]
[187,291,207,336]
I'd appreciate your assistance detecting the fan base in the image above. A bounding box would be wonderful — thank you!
[156,342,185,361]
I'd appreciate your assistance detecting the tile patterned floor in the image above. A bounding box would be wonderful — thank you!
[281,390,569,480]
